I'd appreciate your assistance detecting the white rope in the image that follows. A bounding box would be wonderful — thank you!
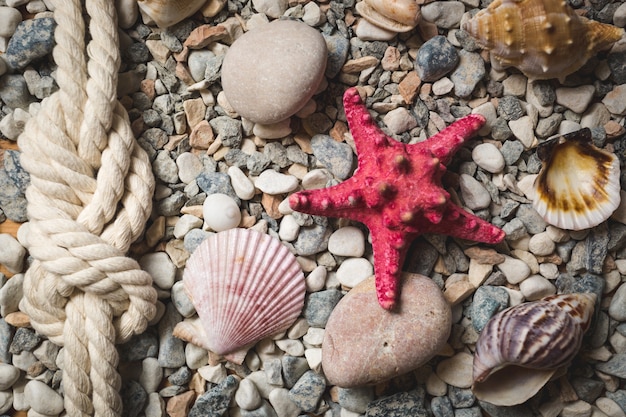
[17,0,157,415]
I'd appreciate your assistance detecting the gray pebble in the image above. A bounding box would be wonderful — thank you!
[338,386,376,414]
[121,379,148,417]
[189,375,239,417]
[450,50,485,98]
[303,289,343,327]
[209,116,242,148]
[288,370,326,413]
[159,385,187,397]
[293,223,331,256]
[168,366,192,386]
[204,54,224,86]
[157,303,186,368]
[610,283,626,321]
[323,33,350,78]
[571,377,604,403]
[156,190,187,216]
[555,273,604,301]
[153,150,179,184]
[471,285,508,332]
[449,386,475,408]
[455,406,482,417]
[516,204,547,234]
[415,35,459,82]
[536,113,563,138]
[196,172,240,204]
[183,228,212,254]
[0,319,13,364]
[584,225,609,274]
[490,117,513,141]
[9,327,40,354]
[0,74,35,110]
[431,396,454,417]
[608,51,626,84]
[188,50,216,82]
[365,391,428,417]
[118,331,159,362]
[605,390,626,413]
[264,357,283,386]
[498,96,525,121]
[5,17,56,70]
[311,134,354,180]
[500,140,524,165]
[32,340,59,371]
[282,355,310,389]
[264,142,290,168]
[0,150,29,222]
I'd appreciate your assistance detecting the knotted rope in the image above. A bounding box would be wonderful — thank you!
[17,0,157,416]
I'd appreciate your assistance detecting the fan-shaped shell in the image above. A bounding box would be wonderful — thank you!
[137,0,207,28]
[472,293,596,406]
[532,129,620,231]
[182,228,305,361]
[462,0,624,80]
[356,0,421,33]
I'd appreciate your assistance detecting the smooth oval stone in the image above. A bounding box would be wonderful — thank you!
[322,273,451,387]
[221,20,327,124]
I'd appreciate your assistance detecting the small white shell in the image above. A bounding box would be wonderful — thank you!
[533,129,621,231]
[472,293,596,406]
[182,228,305,363]
[355,0,420,33]
[137,0,207,28]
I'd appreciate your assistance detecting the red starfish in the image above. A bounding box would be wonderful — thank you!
[289,87,505,310]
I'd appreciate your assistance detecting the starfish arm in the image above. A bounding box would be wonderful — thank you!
[343,87,394,156]
[367,223,411,310]
[289,179,369,220]
[423,203,505,244]
[417,114,486,163]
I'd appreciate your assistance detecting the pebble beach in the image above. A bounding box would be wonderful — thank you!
[1,0,626,416]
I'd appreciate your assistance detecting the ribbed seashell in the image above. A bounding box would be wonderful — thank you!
[462,0,625,80]
[532,128,620,231]
[355,0,421,33]
[181,228,305,363]
[472,293,596,406]
[137,0,207,28]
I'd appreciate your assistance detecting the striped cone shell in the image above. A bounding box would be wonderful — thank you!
[472,293,596,406]
[182,228,305,361]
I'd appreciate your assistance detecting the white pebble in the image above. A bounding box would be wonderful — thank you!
[139,252,176,290]
[459,174,491,210]
[472,143,505,173]
[0,391,10,415]
[426,372,448,396]
[0,233,25,273]
[555,85,596,114]
[336,258,373,288]
[472,102,497,136]
[235,378,263,410]
[228,165,256,200]
[198,364,227,384]
[436,352,473,388]
[253,119,292,139]
[596,397,625,417]
[604,270,621,294]
[171,281,196,317]
[185,342,208,369]
[508,116,535,148]
[287,318,310,339]
[278,214,300,242]
[432,77,454,96]
[355,18,397,41]
[203,193,241,232]
[382,107,417,134]
[255,170,299,194]
[328,226,365,257]
[275,339,305,357]
[304,348,323,372]
[139,357,163,394]
[539,262,559,280]
[497,255,531,284]
[24,380,64,415]
[305,266,327,292]
[301,169,332,190]
[269,388,303,417]
[0,364,19,390]
[468,259,493,287]
[519,275,556,300]
[0,273,23,316]
[528,232,555,256]
[302,327,325,346]
[0,7,21,38]
[173,214,203,239]
[176,152,204,184]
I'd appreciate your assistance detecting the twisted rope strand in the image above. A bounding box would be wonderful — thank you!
[17,0,156,415]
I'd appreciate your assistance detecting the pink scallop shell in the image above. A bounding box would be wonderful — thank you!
[183,228,305,359]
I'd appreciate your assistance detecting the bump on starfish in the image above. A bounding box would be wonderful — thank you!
[289,87,505,310]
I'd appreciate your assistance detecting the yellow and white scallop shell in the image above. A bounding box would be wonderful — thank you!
[532,129,621,231]
[462,0,624,80]
[472,293,596,406]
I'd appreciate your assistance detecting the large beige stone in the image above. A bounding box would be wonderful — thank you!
[322,273,451,387]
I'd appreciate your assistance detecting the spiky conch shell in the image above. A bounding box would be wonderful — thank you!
[462,0,624,80]
[137,0,207,28]
[174,228,306,364]
[472,293,596,406]
[532,128,621,231]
